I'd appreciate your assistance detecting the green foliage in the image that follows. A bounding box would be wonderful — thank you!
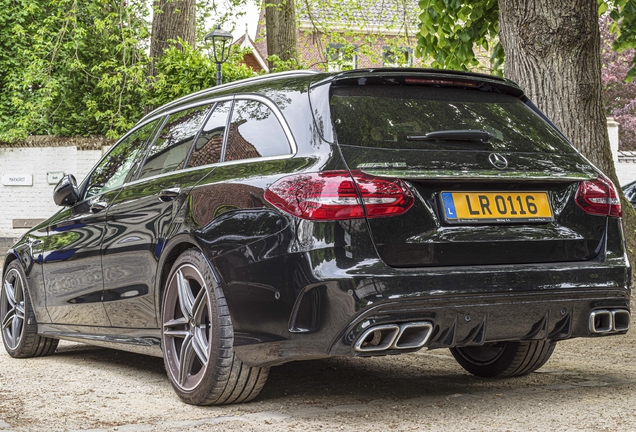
[148,39,257,108]
[415,0,501,74]
[0,0,151,141]
[267,54,305,73]
[0,1,260,142]
[415,0,636,79]
[607,0,636,82]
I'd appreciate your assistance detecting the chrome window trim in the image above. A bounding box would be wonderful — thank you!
[139,70,318,124]
[227,94,298,156]
[141,94,297,156]
[136,97,233,133]
[120,153,295,189]
[134,103,215,182]
[105,94,297,189]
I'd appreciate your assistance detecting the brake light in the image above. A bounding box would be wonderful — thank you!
[575,174,622,218]
[264,170,414,220]
[404,78,480,87]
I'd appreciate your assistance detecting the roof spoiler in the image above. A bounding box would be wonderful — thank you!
[310,68,525,98]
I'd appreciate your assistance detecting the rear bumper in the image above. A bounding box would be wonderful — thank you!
[330,287,629,357]
[231,254,630,367]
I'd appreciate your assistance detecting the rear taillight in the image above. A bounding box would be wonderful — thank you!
[575,174,622,218]
[264,170,414,220]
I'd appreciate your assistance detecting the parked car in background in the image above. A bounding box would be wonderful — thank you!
[623,180,636,208]
[2,69,631,405]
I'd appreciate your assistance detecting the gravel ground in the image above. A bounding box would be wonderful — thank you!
[1,328,636,431]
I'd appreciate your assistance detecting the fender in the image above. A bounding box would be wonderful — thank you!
[152,232,203,323]
[3,232,52,324]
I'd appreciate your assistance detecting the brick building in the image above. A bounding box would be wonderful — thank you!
[234,26,269,73]
[252,0,422,71]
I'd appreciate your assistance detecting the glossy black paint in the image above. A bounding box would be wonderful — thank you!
[53,175,80,206]
[3,69,631,367]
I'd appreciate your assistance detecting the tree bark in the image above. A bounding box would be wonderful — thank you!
[265,0,298,67]
[149,0,196,76]
[498,0,636,269]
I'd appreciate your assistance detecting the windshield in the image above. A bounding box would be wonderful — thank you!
[329,85,575,154]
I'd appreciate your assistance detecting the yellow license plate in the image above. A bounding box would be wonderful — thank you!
[441,191,553,223]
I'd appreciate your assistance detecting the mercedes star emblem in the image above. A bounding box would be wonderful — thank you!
[488,153,508,170]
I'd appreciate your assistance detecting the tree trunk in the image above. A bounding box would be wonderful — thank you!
[265,0,298,67]
[149,0,196,76]
[498,0,636,269]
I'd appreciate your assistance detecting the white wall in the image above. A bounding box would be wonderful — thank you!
[0,147,105,240]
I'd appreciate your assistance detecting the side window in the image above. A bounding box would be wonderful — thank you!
[138,104,211,180]
[84,119,160,198]
[187,101,231,168]
[224,99,291,162]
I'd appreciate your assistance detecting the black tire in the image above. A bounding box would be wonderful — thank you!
[161,249,269,405]
[450,340,556,378]
[1,261,58,358]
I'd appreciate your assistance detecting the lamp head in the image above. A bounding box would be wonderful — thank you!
[204,24,233,64]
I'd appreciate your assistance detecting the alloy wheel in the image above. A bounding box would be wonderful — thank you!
[1,269,26,350]
[162,264,212,391]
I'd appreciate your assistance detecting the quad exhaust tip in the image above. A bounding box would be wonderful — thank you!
[589,309,630,334]
[354,321,433,352]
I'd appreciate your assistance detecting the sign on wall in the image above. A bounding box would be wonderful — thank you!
[2,174,33,186]
[47,171,64,185]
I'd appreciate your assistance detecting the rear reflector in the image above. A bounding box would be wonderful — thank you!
[575,174,622,218]
[264,170,414,220]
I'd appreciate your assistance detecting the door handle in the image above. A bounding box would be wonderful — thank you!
[159,187,181,202]
[90,201,108,213]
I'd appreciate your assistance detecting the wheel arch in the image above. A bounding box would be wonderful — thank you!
[2,250,19,278]
[154,234,212,322]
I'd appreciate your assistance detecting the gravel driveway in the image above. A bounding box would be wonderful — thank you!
[1,327,636,431]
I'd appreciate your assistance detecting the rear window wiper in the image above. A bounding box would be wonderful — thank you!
[407,129,493,143]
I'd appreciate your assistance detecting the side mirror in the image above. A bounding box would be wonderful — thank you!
[53,174,80,206]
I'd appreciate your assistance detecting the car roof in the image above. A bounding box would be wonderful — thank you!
[138,68,525,126]
[139,70,319,124]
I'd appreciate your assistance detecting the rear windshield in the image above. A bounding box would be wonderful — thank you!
[329,85,576,154]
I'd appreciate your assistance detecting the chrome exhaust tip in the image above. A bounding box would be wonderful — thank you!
[391,322,433,349]
[589,310,612,333]
[612,309,630,332]
[354,324,400,352]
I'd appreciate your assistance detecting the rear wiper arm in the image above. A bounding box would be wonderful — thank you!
[407,129,493,143]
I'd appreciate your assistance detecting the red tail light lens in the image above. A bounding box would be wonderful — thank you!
[264,170,414,220]
[575,174,622,218]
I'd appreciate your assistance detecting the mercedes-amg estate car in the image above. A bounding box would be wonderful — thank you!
[2,69,630,405]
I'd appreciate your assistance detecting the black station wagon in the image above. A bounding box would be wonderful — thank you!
[1,69,631,405]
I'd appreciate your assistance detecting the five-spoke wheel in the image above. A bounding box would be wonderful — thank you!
[163,264,212,391]
[2,267,25,350]
[161,249,269,405]
[1,261,58,358]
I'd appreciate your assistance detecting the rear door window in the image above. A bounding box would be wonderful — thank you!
[224,99,291,162]
[329,85,576,154]
[187,101,231,168]
[138,104,211,180]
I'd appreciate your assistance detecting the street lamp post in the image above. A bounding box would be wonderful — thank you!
[204,24,234,86]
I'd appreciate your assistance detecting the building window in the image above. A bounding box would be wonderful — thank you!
[327,43,358,72]
[382,46,413,67]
